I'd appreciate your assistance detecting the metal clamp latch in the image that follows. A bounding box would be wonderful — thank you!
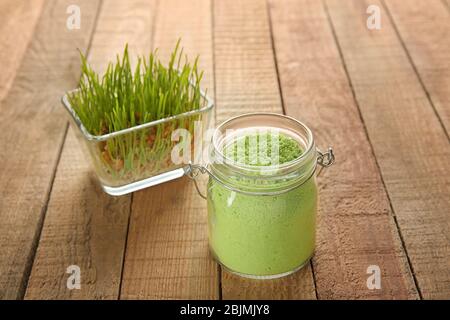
[317,147,335,167]
[185,162,209,200]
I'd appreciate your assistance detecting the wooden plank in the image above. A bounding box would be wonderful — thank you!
[25,0,156,299]
[24,132,131,299]
[0,0,101,299]
[326,0,450,299]
[0,0,45,101]
[119,0,219,299]
[214,0,317,300]
[151,0,214,94]
[269,0,418,299]
[383,0,450,136]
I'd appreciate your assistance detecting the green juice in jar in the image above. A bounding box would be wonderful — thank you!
[207,131,318,277]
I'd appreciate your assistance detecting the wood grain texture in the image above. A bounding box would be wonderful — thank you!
[269,0,418,300]
[119,0,219,299]
[326,0,450,299]
[214,0,316,300]
[152,0,214,95]
[0,0,45,101]
[87,0,156,74]
[0,0,101,299]
[24,131,130,299]
[24,0,155,299]
[383,0,450,135]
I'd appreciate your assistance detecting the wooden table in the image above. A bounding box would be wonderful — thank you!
[0,0,449,300]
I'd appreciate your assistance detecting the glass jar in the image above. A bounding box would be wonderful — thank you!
[62,88,213,196]
[199,113,333,279]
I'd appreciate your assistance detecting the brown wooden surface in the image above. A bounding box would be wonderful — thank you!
[0,0,449,300]
[326,0,450,299]
[25,0,154,300]
[271,0,417,299]
[0,0,100,299]
[383,0,450,135]
[0,0,44,101]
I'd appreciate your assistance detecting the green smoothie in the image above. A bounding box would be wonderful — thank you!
[207,132,317,277]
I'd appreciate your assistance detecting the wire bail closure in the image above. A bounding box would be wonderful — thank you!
[185,162,209,199]
[185,147,334,199]
[317,147,335,167]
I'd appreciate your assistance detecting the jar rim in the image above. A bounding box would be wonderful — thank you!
[212,112,315,174]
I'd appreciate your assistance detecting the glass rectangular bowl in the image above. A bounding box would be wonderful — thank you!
[61,89,214,196]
